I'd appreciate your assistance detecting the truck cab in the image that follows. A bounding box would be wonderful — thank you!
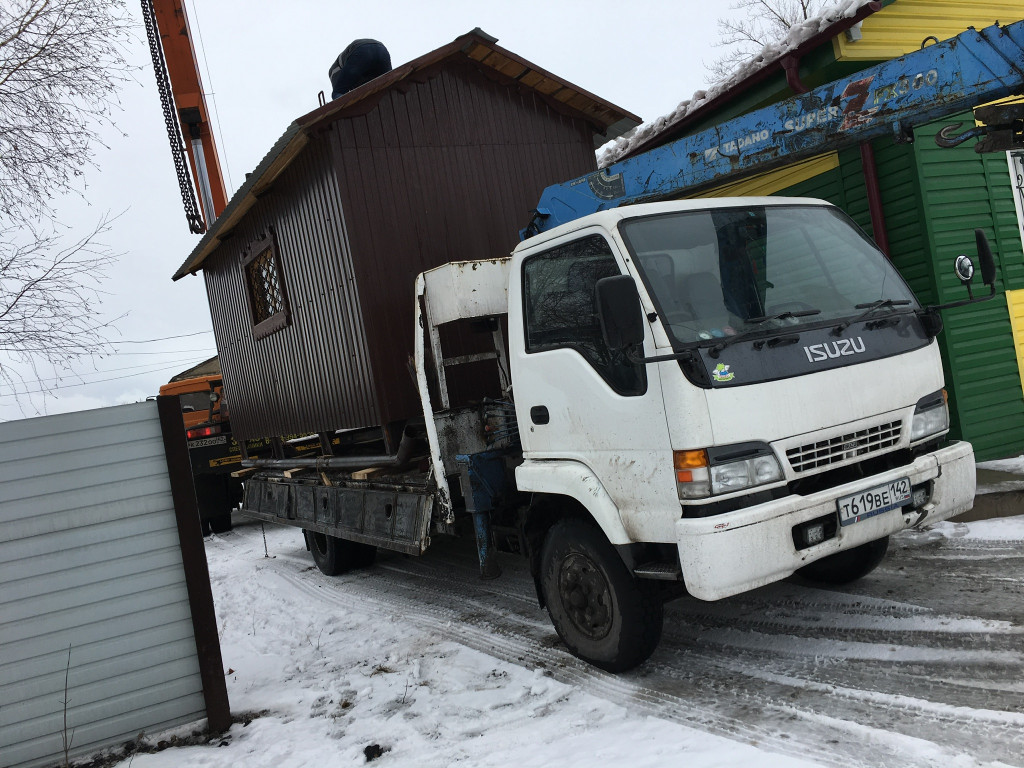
[499,197,975,663]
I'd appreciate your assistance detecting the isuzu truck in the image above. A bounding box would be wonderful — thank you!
[241,196,989,670]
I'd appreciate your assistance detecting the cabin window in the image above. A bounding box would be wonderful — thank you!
[522,234,646,396]
[242,233,289,339]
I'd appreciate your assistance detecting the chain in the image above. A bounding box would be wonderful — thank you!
[140,0,207,235]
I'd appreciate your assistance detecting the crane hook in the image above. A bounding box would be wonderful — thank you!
[188,214,207,235]
[935,122,987,148]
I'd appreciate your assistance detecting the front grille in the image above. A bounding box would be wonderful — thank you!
[786,420,902,474]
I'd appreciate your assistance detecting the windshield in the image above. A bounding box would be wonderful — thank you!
[618,205,918,345]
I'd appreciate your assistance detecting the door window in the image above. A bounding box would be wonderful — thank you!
[522,235,646,396]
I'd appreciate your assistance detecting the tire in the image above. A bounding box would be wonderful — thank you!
[208,512,232,534]
[540,519,663,672]
[798,536,889,585]
[307,531,377,576]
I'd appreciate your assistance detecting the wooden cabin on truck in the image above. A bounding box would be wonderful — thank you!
[169,29,637,543]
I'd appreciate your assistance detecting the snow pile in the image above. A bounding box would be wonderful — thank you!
[102,521,823,768]
[931,515,1024,542]
[597,0,877,168]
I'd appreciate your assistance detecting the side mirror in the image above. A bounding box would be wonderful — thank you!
[975,228,996,287]
[928,228,998,316]
[596,275,645,350]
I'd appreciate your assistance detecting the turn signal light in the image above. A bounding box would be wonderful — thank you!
[673,449,710,498]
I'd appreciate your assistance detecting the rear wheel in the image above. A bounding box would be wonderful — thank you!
[798,536,889,584]
[208,512,233,534]
[307,531,377,576]
[540,519,663,672]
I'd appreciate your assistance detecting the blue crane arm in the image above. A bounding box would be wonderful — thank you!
[524,20,1024,238]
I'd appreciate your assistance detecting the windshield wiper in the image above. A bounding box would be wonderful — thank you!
[832,299,911,336]
[745,309,821,325]
[708,308,820,357]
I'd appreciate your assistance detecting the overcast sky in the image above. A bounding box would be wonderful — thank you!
[0,0,726,422]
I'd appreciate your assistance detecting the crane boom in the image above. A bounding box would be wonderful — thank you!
[525,20,1024,237]
[143,0,228,232]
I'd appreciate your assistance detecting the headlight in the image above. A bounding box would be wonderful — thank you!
[911,389,949,442]
[674,443,783,499]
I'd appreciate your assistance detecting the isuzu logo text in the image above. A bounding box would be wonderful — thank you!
[803,337,866,363]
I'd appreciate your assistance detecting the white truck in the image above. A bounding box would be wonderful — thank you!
[243,196,989,671]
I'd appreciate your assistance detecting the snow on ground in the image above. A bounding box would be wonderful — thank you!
[97,511,1024,768]
[931,515,1024,542]
[107,521,822,768]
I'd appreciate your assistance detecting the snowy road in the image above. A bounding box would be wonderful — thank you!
[121,516,1024,768]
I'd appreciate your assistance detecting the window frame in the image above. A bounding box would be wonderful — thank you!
[521,233,647,397]
[241,231,290,340]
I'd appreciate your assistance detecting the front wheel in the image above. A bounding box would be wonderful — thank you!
[540,519,663,672]
[797,536,889,585]
[307,531,377,576]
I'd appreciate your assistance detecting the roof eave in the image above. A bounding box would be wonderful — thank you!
[172,28,639,281]
[617,0,882,162]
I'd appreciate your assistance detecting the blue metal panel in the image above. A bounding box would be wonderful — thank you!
[526,20,1024,236]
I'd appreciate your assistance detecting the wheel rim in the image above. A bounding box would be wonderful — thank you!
[557,552,613,640]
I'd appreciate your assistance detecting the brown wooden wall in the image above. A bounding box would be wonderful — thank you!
[202,138,379,441]
[331,61,597,424]
[203,59,597,441]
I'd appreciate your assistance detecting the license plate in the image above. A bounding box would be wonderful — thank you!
[837,477,911,527]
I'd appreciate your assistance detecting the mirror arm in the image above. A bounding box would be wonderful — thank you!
[925,283,996,312]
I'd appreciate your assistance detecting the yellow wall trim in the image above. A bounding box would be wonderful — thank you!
[682,152,839,199]
[1005,289,1024,400]
[833,0,1023,62]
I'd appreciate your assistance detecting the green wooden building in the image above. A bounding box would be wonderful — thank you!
[609,0,1024,460]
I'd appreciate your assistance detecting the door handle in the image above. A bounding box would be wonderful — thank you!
[530,405,549,425]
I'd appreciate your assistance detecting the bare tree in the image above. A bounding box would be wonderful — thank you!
[0,0,135,225]
[0,1,134,402]
[0,216,121,397]
[706,0,834,82]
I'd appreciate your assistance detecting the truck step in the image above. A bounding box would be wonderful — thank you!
[633,562,682,581]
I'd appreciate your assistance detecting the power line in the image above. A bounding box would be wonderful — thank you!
[0,357,205,397]
[109,330,214,345]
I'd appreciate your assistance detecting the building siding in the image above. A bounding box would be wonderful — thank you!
[0,403,207,768]
[331,62,597,426]
[915,113,1024,459]
[204,60,598,441]
[203,137,379,442]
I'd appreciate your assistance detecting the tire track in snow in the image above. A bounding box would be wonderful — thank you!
[240,524,1024,768]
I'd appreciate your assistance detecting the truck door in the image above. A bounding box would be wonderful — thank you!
[510,231,671,524]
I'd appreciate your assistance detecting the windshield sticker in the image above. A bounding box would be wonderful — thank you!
[712,363,736,383]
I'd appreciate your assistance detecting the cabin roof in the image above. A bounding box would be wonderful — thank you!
[172,28,641,280]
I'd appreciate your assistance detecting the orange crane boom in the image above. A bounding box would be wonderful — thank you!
[143,0,228,231]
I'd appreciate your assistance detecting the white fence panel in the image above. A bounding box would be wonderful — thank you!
[0,402,210,768]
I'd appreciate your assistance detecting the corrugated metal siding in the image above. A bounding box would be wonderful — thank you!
[203,137,379,441]
[833,0,1023,61]
[332,62,597,425]
[206,60,598,441]
[915,113,1024,460]
[0,403,206,768]
[1004,289,1024,400]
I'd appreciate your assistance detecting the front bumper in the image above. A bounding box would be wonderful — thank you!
[675,440,975,601]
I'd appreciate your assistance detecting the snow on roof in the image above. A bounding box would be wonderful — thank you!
[597,0,878,167]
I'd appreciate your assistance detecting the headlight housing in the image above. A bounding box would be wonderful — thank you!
[674,443,784,499]
[910,389,949,442]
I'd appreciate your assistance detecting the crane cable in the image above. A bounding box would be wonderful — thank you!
[140,0,207,235]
